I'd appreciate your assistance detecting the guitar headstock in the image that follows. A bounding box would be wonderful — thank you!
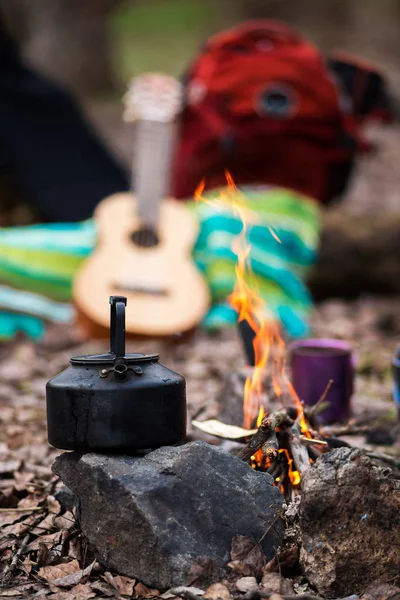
[123,73,183,123]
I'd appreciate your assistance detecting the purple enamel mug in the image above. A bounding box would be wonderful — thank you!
[288,339,354,423]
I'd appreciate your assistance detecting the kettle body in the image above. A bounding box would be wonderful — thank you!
[46,297,187,452]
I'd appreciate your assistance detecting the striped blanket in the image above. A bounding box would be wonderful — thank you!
[0,186,320,340]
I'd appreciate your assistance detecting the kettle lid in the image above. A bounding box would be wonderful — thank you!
[70,296,159,365]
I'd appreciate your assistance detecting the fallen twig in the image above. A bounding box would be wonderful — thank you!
[1,534,30,584]
[308,379,334,418]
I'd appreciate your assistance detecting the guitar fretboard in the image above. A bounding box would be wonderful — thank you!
[133,119,177,229]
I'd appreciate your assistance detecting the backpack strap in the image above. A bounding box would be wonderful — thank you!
[328,51,395,123]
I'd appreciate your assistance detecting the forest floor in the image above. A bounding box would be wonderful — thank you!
[0,295,399,599]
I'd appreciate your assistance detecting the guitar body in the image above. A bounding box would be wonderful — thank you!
[73,193,210,336]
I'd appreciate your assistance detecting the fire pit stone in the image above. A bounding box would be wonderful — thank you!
[300,447,400,597]
[53,441,285,590]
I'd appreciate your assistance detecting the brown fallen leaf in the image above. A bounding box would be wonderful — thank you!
[229,536,266,578]
[236,577,258,593]
[103,571,136,596]
[262,546,299,577]
[163,587,205,599]
[0,509,37,529]
[186,558,225,589]
[39,559,81,583]
[20,556,34,576]
[31,511,57,535]
[27,532,62,552]
[47,496,61,515]
[135,582,160,598]
[17,495,43,509]
[37,542,51,567]
[1,510,46,537]
[192,419,257,440]
[67,534,85,561]
[0,540,12,554]
[48,583,97,600]
[24,463,54,480]
[0,490,19,509]
[51,561,96,588]
[0,407,14,424]
[54,511,75,531]
[0,459,20,475]
[12,470,35,491]
[203,582,231,600]
[269,595,285,600]
[261,573,294,595]
[0,583,46,597]
[90,580,116,597]
[0,478,15,491]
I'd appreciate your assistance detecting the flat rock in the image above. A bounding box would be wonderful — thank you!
[53,441,285,590]
[299,448,400,597]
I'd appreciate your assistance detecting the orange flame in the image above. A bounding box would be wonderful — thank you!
[256,406,265,427]
[279,449,301,487]
[195,173,310,439]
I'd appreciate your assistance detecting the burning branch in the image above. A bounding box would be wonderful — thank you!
[235,404,329,499]
[238,410,294,462]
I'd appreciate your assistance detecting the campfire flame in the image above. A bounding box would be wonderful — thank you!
[205,173,305,426]
[195,172,313,488]
[195,172,288,428]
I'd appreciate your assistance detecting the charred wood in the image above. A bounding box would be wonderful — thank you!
[238,411,293,462]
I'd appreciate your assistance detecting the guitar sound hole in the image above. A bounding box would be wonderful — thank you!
[131,226,159,248]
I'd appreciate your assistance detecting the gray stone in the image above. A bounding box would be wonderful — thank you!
[53,441,285,591]
[300,448,400,598]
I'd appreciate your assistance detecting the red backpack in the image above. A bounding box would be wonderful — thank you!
[171,21,372,203]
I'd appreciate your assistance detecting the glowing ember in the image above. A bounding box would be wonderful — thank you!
[290,470,301,486]
[280,449,301,486]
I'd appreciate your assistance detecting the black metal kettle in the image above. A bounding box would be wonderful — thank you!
[46,296,187,452]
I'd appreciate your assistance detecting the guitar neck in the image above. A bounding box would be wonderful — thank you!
[133,119,176,228]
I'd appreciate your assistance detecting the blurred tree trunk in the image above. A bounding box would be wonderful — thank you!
[308,212,400,299]
[0,0,123,97]
[235,0,400,64]
[235,0,354,48]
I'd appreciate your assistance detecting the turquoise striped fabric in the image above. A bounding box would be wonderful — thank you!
[188,186,320,337]
[0,186,320,340]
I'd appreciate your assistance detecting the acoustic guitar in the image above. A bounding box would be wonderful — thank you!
[73,73,210,336]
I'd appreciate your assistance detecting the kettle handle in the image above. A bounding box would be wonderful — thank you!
[110,296,127,359]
